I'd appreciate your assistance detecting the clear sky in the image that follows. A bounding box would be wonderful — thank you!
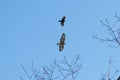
[0,0,120,80]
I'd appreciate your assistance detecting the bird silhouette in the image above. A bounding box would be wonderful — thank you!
[58,16,66,26]
[57,33,66,51]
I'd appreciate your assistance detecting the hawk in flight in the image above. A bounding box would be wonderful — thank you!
[58,16,66,26]
[57,33,66,51]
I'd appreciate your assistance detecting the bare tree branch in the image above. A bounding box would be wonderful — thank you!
[20,64,33,80]
[100,58,120,80]
[19,76,24,80]
[93,13,120,47]
[56,54,82,80]
[20,54,82,80]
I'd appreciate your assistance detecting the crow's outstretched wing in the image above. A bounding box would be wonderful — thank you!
[62,16,66,20]
[61,21,64,26]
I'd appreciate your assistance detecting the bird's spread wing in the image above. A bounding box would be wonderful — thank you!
[61,21,64,26]
[59,33,65,51]
[60,33,65,43]
[62,16,66,20]
[59,43,64,51]
[59,16,66,26]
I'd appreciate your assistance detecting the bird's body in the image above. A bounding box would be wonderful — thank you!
[57,33,66,51]
[59,16,66,26]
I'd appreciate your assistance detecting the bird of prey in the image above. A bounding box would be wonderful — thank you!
[57,33,66,51]
[58,16,66,26]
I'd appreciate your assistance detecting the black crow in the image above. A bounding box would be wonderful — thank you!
[58,16,66,26]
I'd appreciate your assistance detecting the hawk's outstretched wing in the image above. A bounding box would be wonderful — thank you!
[60,33,65,43]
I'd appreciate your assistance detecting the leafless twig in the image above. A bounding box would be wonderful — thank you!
[20,54,82,80]
[93,13,120,47]
[100,58,120,80]
[20,64,33,80]
[56,54,82,80]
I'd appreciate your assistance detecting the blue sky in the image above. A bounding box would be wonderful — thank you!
[0,0,120,80]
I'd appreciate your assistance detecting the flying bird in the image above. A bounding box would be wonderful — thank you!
[58,16,66,26]
[57,33,66,51]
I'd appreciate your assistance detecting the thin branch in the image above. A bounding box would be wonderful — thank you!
[56,54,82,80]
[19,77,24,80]
[20,64,32,80]
[100,58,120,80]
[94,14,120,47]
[21,54,82,80]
